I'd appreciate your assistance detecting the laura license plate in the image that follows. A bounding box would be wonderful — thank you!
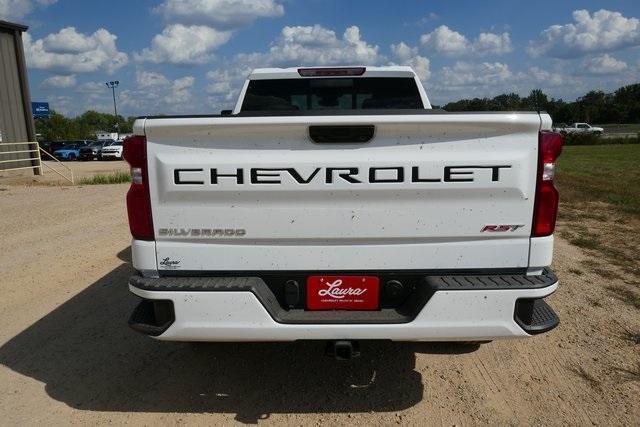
[306,275,379,310]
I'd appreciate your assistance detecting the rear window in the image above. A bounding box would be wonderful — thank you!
[241,77,423,112]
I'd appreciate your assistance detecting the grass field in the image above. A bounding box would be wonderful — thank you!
[595,123,640,135]
[555,144,640,284]
[78,171,131,185]
[556,144,640,215]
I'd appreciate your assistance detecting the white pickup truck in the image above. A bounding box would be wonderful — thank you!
[554,122,604,135]
[124,66,563,356]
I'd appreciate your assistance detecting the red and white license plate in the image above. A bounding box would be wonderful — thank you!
[306,276,379,310]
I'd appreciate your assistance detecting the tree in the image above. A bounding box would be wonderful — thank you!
[441,83,640,125]
[35,110,137,141]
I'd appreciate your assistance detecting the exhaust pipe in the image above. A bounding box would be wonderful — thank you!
[325,340,361,360]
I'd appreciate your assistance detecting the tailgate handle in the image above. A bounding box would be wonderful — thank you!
[309,125,375,143]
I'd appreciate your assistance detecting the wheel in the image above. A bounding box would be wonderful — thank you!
[68,153,76,161]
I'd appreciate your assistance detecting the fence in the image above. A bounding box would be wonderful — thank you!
[0,141,74,183]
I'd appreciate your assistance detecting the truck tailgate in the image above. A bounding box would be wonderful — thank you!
[143,113,541,271]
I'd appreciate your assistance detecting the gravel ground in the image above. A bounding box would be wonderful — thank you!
[0,160,129,185]
[0,183,638,425]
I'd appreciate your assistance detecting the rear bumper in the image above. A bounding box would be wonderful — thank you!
[128,269,559,342]
[101,152,121,158]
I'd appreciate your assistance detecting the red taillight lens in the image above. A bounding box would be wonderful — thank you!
[298,67,366,77]
[532,131,563,237]
[123,135,154,240]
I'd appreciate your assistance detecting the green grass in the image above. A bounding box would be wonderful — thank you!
[556,144,640,215]
[594,123,640,134]
[563,133,639,146]
[78,172,131,185]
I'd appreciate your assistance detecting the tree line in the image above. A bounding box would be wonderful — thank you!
[440,83,640,125]
[35,111,137,141]
[36,83,639,141]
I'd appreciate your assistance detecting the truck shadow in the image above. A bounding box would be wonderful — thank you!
[0,250,479,423]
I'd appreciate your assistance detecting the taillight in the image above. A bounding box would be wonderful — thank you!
[532,131,563,237]
[298,67,366,77]
[123,135,154,240]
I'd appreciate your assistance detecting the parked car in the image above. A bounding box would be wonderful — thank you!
[80,141,111,161]
[100,141,124,160]
[553,122,604,134]
[46,139,86,152]
[46,141,68,155]
[38,141,55,160]
[53,144,82,161]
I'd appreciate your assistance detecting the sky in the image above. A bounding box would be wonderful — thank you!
[2,0,639,117]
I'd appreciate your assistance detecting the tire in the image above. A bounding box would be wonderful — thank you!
[68,153,76,161]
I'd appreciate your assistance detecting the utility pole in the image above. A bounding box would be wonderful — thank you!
[105,81,120,140]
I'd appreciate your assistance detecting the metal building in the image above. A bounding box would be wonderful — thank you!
[0,20,39,173]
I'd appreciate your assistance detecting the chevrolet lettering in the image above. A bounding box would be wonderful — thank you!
[173,165,512,185]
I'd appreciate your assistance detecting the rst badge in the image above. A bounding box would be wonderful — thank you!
[481,224,525,232]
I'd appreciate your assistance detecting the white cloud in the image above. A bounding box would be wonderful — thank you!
[0,0,56,20]
[41,74,76,88]
[421,25,469,54]
[76,81,105,94]
[155,0,284,29]
[582,54,628,75]
[23,27,128,74]
[527,9,640,58]
[134,24,231,64]
[404,55,431,80]
[119,71,196,114]
[428,61,592,104]
[138,0,284,65]
[440,61,516,87]
[390,42,416,63]
[42,27,99,53]
[528,67,571,87]
[136,71,195,105]
[438,62,577,92]
[390,42,430,80]
[420,25,512,55]
[206,66,251,102]
[474,32,512,54]
[44,95,73,116]
[246,25,381,66]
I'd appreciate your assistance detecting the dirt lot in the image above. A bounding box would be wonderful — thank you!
[0,168,638,424]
